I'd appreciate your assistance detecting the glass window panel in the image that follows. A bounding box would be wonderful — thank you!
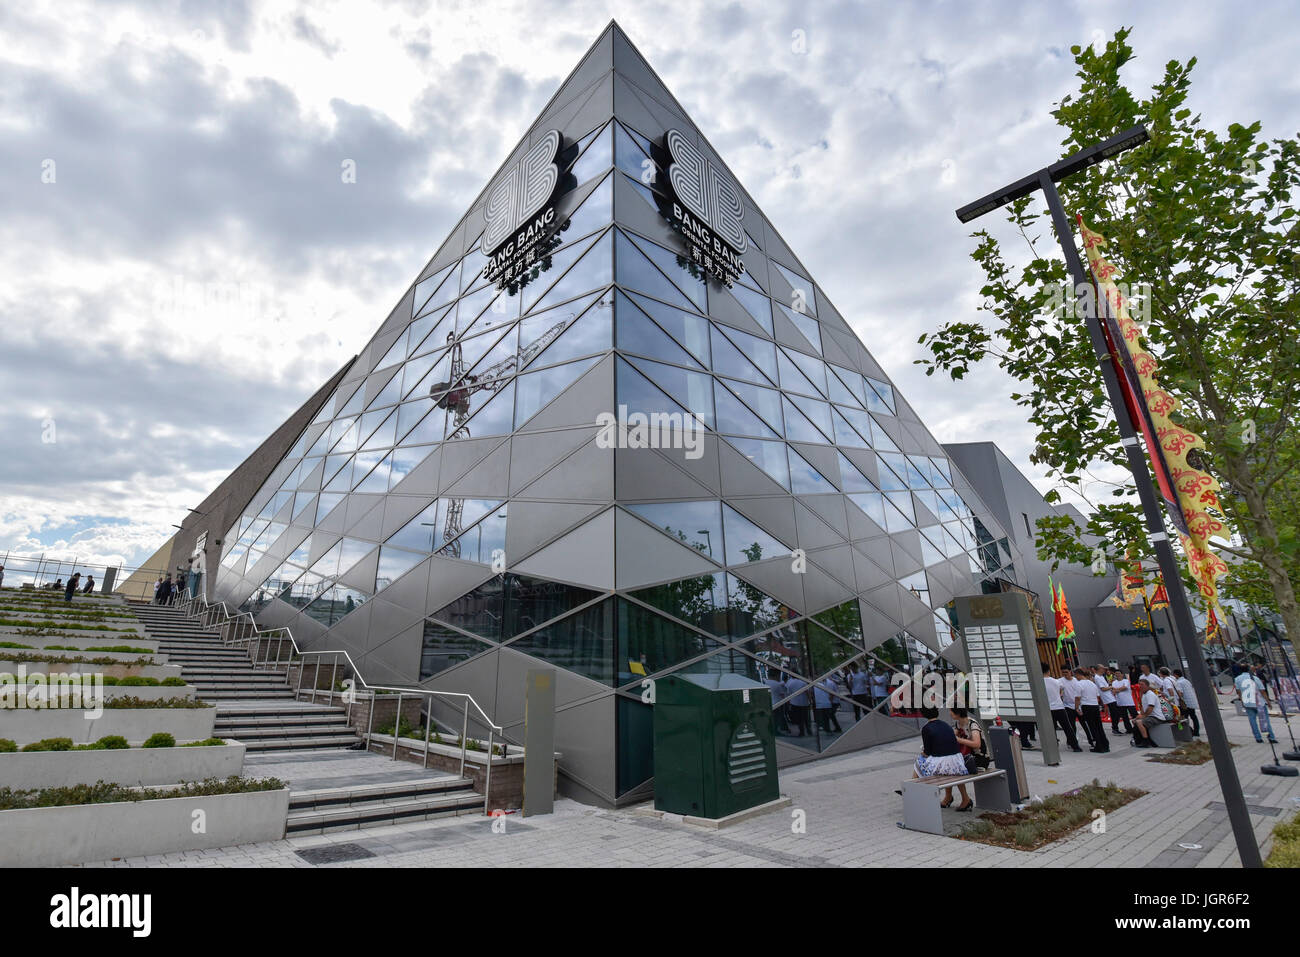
[431,575,505,642]
[777,349,819,397]
[614,356,690,423]
[617,293,701,368]
[521,228,606,314]
[374,546,424,594]
[804,621,858,681]
[529,229,614,315]
[837,453,877,493]
[825,368,858,407]
[360,410,398,451]
[876,453,908,490]
[373,334,408,374]
[387,446,430,490]
[454,282,501,335]
[349,450,384,488]
[396,406,445,448]
[783,347,828,397]
[627,356,714,427]
[621,289,709,364]
[336,384,365,419]
[725,436,789,489]
[508,598,616,686]
[307,540,343,580]
[780,396,828,444]
[788,446,834,494]
[628,572,729,638]
[617,695,654,797]
[419,620,492,680]
[722,378,783,434]
[614,230,697,312]
[386,500,440,553]
[775,301,822,354]
[519,291,605,367]
[292,492,316,521]
[619,168,664,214]
[561,172,613,243]
[814,599,864,646]
[832,407,867,448]
[323,458,354,493]
[723,503,790,565]
[503,574,601,640]
[569,123,613,186]
[522,291,613,369]
[884,493,915,532]
[617,598,718,687]
[410,304,455,358]
[366,371,404,412]
[446,380,514,441]
[867,377,896,413]
[829,364,868,407]
[726,572,798,638]
[514,355,599,427]
[625,231,706,313]
[848,492,886,529]
[336,538,375,577]
[459,243,488,294]
[433,499,501,558]
[304,584,370,628]
[404,308,441,359]
[713,380,779,438]
[728,282,774,335]
[709,325,765,382]
[314,492,346,525]
[442,505,507,564]
[353,453,392,493]
[771,261,817,316]
[626,501,723,561]
[614,122,652,181]
[412,262,454,318]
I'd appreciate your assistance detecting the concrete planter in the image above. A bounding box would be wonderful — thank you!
[0,740,246,790]
[367,732,549,813]
[0,786,289,866]
[3,683,196,703]
[0,634,159,654]
[0,621,142,638]
[0,657,180,681]
[0,705,216,746]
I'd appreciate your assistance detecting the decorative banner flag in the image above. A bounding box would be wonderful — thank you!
[1050,575,1076,652]
[1150,575,1170,610]
[1122,547,1146,606]
[1204,605,1220,645]
[1077,218,1229,613]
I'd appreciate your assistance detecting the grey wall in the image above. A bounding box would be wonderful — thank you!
[943,442,1114,658]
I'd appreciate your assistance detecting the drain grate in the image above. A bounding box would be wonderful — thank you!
[295,842,377,865]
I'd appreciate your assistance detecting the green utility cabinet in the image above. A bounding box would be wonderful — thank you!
[653,673,780,818]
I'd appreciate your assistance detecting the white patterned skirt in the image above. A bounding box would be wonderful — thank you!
[916,753,969,777]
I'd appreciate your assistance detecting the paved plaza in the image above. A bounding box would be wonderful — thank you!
[76,704,1299,868]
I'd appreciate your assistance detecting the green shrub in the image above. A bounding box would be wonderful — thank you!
[20,737,75,752]
[160,677,187,687]
[104,696,211,710]
[0,641,33,649]
[0,775,287,810]
[179,738,227,747]
[84,646,151,654]
[119,676,150,686]
[142,732,176,749]
[93,735,130,750]
[0,738,16,753]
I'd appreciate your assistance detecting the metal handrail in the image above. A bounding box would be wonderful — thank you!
[166,592,504,814]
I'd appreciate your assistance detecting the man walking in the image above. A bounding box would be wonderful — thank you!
[1060,668,1094,747]
[1075,667,1109,752]
[1235,665,1277,744]
[1172,669,1200,737]
[1043,663,1081,752]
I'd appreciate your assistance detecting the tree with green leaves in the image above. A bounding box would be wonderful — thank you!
[918,28,1300,642]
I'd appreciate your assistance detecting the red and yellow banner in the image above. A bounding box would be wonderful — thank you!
[1078,217,1229,613]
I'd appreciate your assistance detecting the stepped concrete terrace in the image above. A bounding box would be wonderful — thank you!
[127,601,483,832]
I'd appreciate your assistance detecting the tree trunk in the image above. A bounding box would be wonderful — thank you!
[1236,478,1300,647]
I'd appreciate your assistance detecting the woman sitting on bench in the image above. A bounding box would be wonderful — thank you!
[913,705,972,811]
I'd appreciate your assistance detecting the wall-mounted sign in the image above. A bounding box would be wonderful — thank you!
[654,129,746,287]
[483,130,571,292]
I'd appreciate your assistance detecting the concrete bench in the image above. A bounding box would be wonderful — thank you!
[1147,722,1175,748]
[901,769,1010,835]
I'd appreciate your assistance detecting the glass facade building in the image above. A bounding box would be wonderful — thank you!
[208,23,1024,806]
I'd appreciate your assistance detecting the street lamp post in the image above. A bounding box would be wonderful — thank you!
[956,126,1262,867]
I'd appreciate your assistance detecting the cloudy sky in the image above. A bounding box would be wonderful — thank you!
[1,0,1295,573]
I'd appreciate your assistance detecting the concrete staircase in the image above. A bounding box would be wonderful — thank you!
[129,602,360,751]
[128,601,482,832]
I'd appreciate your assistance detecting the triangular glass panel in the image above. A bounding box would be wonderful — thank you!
[772,261,817,317]
[782,347,828,397]
[412,261,455,318]
[728,282,774,335]
[387,446,432,489]
[568,122,612,186]
[614,120,653,180]
[627,356,714,428]
[725,436,790,489]
[629,571,730,639]
[529,228,614,315]
[515,355,599,427]
[788,446,835,494]
[725,572,798,638]
[775,301,822,355]
[520,227,605,314]
[722,379,784,435]
[837,453,877,493]
[507,597,616,686]
[813,599,864,646]
[560,172,613,244]
[615,355,691,423]
[419,620,494,680]
[831,407,867,448]
[520,290,611,370]
[713,380,778,438]
[620,289,709,364]
[616,598,719,687]
[626,501,723,563]
[625,231,707,313]
[386,500,440,553]
[722,503,791,565]
[614,229,697,313]
[441,503,507,564]
[314,492,346,526]
[708,324,766,383]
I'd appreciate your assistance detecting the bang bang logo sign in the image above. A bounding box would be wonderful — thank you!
[656,129,746,287]
[483,129,570,293]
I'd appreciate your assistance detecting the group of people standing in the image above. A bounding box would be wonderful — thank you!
[153,573,181,605]
[1040,661,1201,751]
[766,663,892,739]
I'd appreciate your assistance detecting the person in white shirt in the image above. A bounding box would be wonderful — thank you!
[1059,671,1095,747]
[1157,667,1180,701]
[1074,667,1110,752]
[1133,677,1170,747]
[1042,662,1081,752]
[1102,666,1135,735]
[1171,669,1201,737]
